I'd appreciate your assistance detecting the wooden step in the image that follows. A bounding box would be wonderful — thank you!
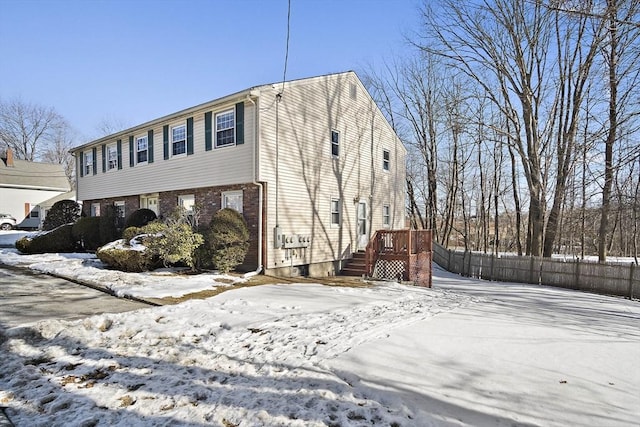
[340,251,367,276]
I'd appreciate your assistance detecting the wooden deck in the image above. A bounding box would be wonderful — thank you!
[364,229,433,287]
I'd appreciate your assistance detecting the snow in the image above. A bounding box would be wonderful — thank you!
[1,243,639,426]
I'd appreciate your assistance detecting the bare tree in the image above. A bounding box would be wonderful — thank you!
[598,0,640,261]
[94,115,131,138]
[0,98,68,161]
[41,125,77,187]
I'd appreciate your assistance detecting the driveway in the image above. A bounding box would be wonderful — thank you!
[0,265,150,329]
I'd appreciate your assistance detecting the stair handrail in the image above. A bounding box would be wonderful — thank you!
[364,230,380,277]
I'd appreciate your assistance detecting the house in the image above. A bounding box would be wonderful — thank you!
[70,71,406,276]
[0,149,72,229]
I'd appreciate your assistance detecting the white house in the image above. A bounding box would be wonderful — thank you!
[0,149,72,229]
[70,71,406,276]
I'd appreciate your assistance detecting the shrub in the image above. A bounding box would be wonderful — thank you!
[96,240,156,272]
[193,224,215,270]
[99,204,121,243]
[124,209,157,229]
[42,200,81,231]
[72,217,103,250]
[209,208,249,273]
[142,221,203,269]
[15,224,77,254]
[122,226,146,243]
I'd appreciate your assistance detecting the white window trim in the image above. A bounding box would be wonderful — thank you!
[221,190,243,213]
[330,197,341,227]
[171,123,187,157]
[178,194,195,214]
[331,130,340,158]
[383,204,391,228]
[114,201,125,218]
[91,203,101,217]
[107,144,118,171]
[383,149,390,172]
[215,109,236,148]
[136,135,148,165]
[84,152,93,176]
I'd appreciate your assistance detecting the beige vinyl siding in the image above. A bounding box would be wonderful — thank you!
[77,103,255,201]
[258,72,406,270]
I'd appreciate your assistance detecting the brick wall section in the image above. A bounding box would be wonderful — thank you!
[82,182,261,270]
[82,196,139,218]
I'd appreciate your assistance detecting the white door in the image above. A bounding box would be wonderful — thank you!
[140,195,159,216]
[147,197,159,216]
[357,201,368,250]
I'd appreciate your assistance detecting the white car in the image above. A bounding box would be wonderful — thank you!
[0,214,17,230]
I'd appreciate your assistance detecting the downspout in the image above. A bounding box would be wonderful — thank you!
[247,93,264,275]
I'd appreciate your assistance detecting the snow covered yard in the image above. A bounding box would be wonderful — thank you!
[0,245,638,426]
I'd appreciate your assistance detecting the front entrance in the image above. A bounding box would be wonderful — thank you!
[357,201,368,250]
[140,194,159,216]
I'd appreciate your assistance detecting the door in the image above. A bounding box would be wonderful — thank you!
[147,197,159,216]
[357,201,368,250]
[140,195,159,216]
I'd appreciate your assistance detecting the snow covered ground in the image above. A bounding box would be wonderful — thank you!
[0,234,639,426]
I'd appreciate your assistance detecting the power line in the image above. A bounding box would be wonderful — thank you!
[280,0,292,94]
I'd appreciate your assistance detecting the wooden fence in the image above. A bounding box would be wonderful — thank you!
[365,229,433,287]
[433,242,639,299]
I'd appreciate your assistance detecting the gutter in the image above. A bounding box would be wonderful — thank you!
[247,91,264,274]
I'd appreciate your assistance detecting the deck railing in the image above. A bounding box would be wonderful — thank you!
[364,229,433,287]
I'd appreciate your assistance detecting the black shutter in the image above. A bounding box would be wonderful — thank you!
[148,129,154,163]
[186,117,194,155]
[205,112,212,151]
[101,144,106,173]
[79,151,84,177]
[163,125,169,160]
[129,136,134,167]
[117,139,122,169]
[92,147,97,175]
[235,102,244,145]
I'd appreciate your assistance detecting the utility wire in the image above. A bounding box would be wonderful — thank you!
[280,0,291,95]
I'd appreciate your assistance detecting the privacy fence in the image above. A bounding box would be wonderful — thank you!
[433,243,639,299]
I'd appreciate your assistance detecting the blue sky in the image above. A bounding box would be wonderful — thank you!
[0,0,420,141]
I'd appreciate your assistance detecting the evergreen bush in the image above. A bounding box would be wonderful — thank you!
[72,217,103,250]
[142,221,203,269]
[209,208,249,273]
[124,209,157,229]
[15,224,77,254]
[96,241,156,272]
[42,200,81,231]
[193,223,215,270]
[99,205,120,243]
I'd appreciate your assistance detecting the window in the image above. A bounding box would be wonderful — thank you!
[107,144,118,170]
[136,136,148,163]
[178,194,195,214]
[383,149,390,171]
[330,198,340,226]
[113,201,125,227]
[222,190,243,213]
[331,130,340,157]
[216,109,235,148]
[172,124,186,156]
[383,205,390,227]
[84,151,93,175]
[30,209,39,218]
[91,203,101,217]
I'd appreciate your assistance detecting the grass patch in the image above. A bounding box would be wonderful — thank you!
[150,274,372,305]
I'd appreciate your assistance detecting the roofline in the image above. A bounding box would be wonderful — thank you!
[71,87,256,152]
[70,71,356,153]
[0,184,71,191]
